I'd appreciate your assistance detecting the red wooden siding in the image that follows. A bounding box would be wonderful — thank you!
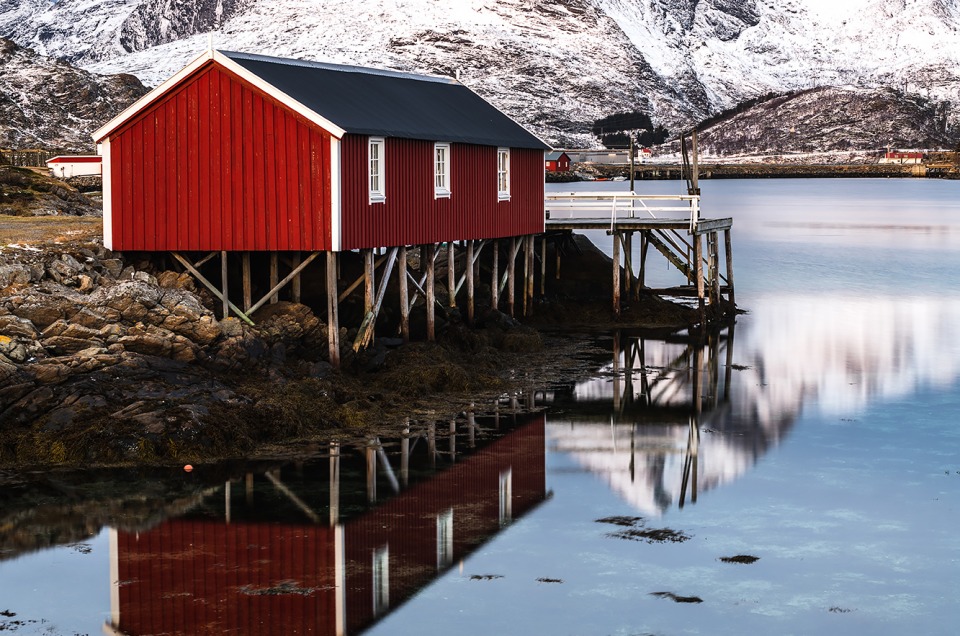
[344,415,546,632]
[106,62,332,252]
[340,135,544,250]
[115,521,338,635]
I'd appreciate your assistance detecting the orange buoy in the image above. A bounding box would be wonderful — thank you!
[183,464,193,472]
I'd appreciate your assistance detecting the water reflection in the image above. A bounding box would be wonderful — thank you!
[545,325,793,517]
[101,412,546,636]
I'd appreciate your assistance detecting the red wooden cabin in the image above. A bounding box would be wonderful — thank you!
[92,50,549,253]
[545,150,571,172]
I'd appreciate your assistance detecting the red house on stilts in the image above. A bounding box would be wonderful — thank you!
[93,50,550,364]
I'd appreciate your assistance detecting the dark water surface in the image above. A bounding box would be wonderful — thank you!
[2,179,959,635]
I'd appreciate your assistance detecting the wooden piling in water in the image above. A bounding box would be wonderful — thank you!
[724,228,736,308]
[399,246,410,343]
[447,242,456,308]
[491,240,499,310]
[507,237,517,317]
[693,234,705,324]
[466,240,475,324]
[426,244,436,341]
[612,231,621,318]
[326,251,340,369]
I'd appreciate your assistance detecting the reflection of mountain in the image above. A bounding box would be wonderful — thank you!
[104,414,546,636]
[546,329,794,517]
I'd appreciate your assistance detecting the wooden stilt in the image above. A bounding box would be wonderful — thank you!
[399,246,410,343]
[522,236,529,317]
[363,249,375,315]
[221,251,229,319]
[326,251,340,369]
[612,231,621,318]
[693,233,705,324]
[491,240,499,310]
[466,240,475,324]
[708,232,721,307]
[447,242,456,308]
[269,253,279,304]
[292,252,302,303]
[638,231,649,297]
[527,236,535,313]
[724,228,736,308]
[247,252,321,316]
[171,252,253,325]
[540,236,547,297]
[507,237,517,317]
[242,252,252,311]
[354,247,398,351]
[339,253,387,303]
[426,244,436,341]
[624,232,633,298]
[555,236,561,280]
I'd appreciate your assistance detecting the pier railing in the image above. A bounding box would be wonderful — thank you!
[544,193,701,233]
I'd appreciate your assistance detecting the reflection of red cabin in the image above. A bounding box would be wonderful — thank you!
[107,415,546,636]
[92,50,547,253]
[545,151,570,172]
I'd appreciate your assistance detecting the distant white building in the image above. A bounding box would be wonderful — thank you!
[46,155,102,178]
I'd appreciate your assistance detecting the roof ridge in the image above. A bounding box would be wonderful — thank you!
[219,50,457,85]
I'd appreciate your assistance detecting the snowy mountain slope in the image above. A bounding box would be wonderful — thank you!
[0,38,147,150]
[1,0,959,147]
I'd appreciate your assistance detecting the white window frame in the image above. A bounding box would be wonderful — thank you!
[497,147,510,201]
[434,142,451,198]
[369,137,385,204]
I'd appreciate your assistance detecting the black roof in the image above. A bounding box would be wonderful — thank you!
[223,51,549,150]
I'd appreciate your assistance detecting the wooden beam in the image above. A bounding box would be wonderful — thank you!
[426,244,436,341]
[171,252,254,326]
[466,240,475,324]
[638,231,649,297]
[326,251,340,369]
[269,252,279,304]
[399,246,410,343]
[447,242,456,308]
[292,252,302,303]
[364,249,375,315]
[247,252,321,316]
[540,236,547,297]
[491,239,499,310]
[221,251,229,319]
[646,231,690,278]
[195,251,218,268]
[507,237,517,317]
[612,232,621,318]
[623,232,633,298]
[724,228,736,307]
[339,253,388,303]
[353,247,398,351]
[241,252,252,311]
[693,234,705,324]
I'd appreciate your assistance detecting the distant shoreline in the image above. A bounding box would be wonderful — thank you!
[548,163,958,182]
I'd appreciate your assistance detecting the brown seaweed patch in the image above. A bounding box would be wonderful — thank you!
[719,555,759,564]
[828,607,854,614]
[470,574,504,580]
[607,527,691,544]
[536,577,563,583]
[650,591,703,604]
[596,515,644,527]
[238,580,330,596]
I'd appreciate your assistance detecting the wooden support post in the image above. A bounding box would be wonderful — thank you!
[363,249,375,315]
[527,236,535,313]
[491,240,499,310]
[522,236,530,317]
[292,252,302,303]
[269,253,279,304]
[353,248,398,351]
[638,231,649,298]
[242,252,252,311]
[466,240,475,324]
[339,253,387,303]
[326,251,340,369]
[708,232,721,307]
[624,232,633,298]
[399,246,410,343]
[247,252,321,316]
[507,237,517,317]
[612,231,621,318]
[693,233,705,324]
[426,244,436,342]
[171,252,253,325]
[447,242,456,308]
[555,236,562,280]
[724,228,736,308]
[221,251,230,319]
[540,236,547,297]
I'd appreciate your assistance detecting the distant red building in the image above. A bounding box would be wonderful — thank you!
[93,50,549,253]
[545,150,571,172]
[881,151,924,165]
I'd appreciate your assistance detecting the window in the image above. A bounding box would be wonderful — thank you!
[369,137,385,203]
[372,545,389,615]
[436,508,454,570]
[434,142,450,198]
[497,148,510,200]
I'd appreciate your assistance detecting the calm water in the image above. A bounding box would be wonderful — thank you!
[2,179,959,635]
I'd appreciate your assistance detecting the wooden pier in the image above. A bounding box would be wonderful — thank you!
[545,192,735,324]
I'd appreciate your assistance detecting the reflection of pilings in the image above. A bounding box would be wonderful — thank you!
[400,422,410,488]
[428,421,437,468]
[449,420,457,463]
[679,417,700,509]
[468,406,476,448]
[613,331,621,412]
[330,442,340,526]
[366,444,377,503]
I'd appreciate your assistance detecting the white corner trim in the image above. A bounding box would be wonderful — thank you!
[100,138,113,251]
[330,138,342,252]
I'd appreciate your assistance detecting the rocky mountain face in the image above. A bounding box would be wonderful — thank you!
[1,0,959,149]
[0,38,148,151]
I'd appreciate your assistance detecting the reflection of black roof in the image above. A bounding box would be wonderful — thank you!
[223,51,550,150]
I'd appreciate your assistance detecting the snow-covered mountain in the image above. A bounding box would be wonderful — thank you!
[2,0,959,147]
[0,37,147,150]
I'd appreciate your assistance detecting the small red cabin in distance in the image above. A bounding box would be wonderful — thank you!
[93,50,549,253]
[545,150,571,173]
